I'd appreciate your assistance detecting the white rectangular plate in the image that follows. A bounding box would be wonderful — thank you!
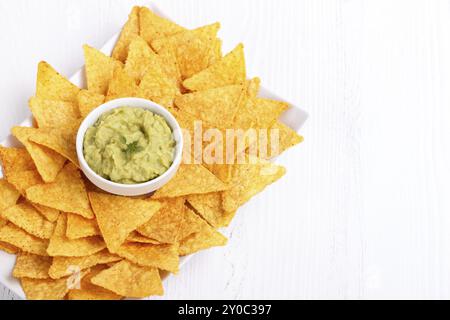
[0,3,308,299]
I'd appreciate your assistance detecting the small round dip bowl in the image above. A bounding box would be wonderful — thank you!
[76,98,183,196]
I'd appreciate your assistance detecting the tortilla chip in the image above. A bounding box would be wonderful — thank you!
[0,224,49,256]
[28,128,78,167]
[68,265,122,300]
[36,61,80,102]
[31,204,60,223]
[26,163,94,219]
[66,213,100,240]
[29,97,80,128]
[152,23,221,79]
[1,203,55,239]
[127,231,160,244]
[139,6,185,45]
[222,156,286,212]
[137,198,184,244]
[21,270,88,300]
[187,192,231,228]
[157,39,182,88]
[257,121,304,159]
[115,242,179,273]
[112,6,140,62]
[183,44,246,91]
[0,179,20,211]
[0,241,18,254]
[0,147,35,178]
[179,224,227,256]
[12,127,67,182]
[91,260,163,298]
[124,36,159,82]
[77,90,105,118]
[88,192,161,252]
[83,45,123,95]
[49,249,121,279]
[13,253,52,279]
[174,84,243,128]
[177,206,208,241]
[153,165,228,199]
[106,67,139,101]
[7,169,43,195]
[47,213,105,257]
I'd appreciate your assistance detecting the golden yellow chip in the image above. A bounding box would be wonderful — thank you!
[156,39,182,88]
[47,213,106,257]
[124,36,160,82]
[7,169,43,195]
[112,6,140,62]
[137,198,184,244]
[12,127,66,183]
[21,270,89,300]
[0,223,49,256]
[0,241,18,254]
[174,84,243,128]
[187,192,233,228]
[222,156,286,212]
[77,90,105,118]
[106,67,139,101]
[28,128,79,167]
[139,6,186,45]
[177,206,208,241]
[152,23,221,79]
[49,249,121,279]
[0,147,35,179]
[257,121,304,159]
[26,163,94,219]
[13,253,52,279]
[0,179,20,211]
[183,44,246,91]
[66,213,100,240]
[32,204,60,223]
[83,45,123,95]
[91,260,163,298]
[127,231,160,244]
[88,192,161,252]
[1,203,55,239]
[68,265,122,300]
[153,165,228,199]
[179,224,227,256]
[28,97,80,129]
[115,242,179,273]
[36,61,80,103]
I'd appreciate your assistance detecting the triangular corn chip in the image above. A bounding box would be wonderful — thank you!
[0,179,21,211]
[179,223,227,256]
[114,242,179,273]
[0,223,49,256]
[174,84,242,128]
[26,163,94,219]
[66,213,100,239]
[36,61,80,102]
[183,44,246,91]
[49,249,121,279]
[31,203,60,223]
[177,206,207,241]
[257,121,304,159]
[187,192,234,228]
[222,157,286,212]
[106,67,139,101]
[47,213,106,257]
[139,6,185,45]
[137,198,184,244]
[77,90,105,118]
[84,45,123,95]
[91,260,163,298]
[124,36,160,82]
[88,192,161,252]
[1,203,55,239]
[6,169,43,195]
[112,6,140,62]
[0,147,35,178]
[12,127,66,183]
[29,97,80,128]
[153,165,228,199]
[13,253,52,279]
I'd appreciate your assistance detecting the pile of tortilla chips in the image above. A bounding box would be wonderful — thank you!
[0,6,303,300]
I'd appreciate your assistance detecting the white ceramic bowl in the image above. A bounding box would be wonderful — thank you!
[76,98,183,196]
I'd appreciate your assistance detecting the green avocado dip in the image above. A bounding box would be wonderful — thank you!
[83,107,175,184]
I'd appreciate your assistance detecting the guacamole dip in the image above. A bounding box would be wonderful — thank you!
[83,107,175,184]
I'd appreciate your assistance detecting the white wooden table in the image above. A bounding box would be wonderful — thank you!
[2,0,450,300]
